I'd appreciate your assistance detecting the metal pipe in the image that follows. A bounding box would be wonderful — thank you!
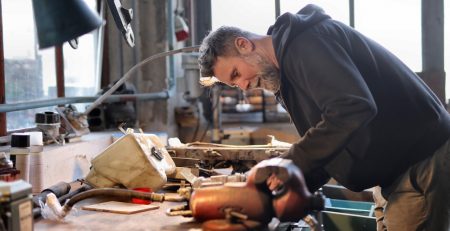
[349,0,355,28]
[0,92,169,113]
[275,0,280,18]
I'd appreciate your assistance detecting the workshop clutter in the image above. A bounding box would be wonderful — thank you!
[86,132,176,191]
[184,158,325,230]
[0,152,19,181]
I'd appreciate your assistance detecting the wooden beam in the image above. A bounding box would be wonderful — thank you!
[55,45,65,98]
[421,0,445,104]
[0,1,6,136]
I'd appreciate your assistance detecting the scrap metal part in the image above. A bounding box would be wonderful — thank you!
[167,142,289,172]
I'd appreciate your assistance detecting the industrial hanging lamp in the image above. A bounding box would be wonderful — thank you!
[32,0,104,49]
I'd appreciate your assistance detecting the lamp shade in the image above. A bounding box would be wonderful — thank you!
[32,0,104,49]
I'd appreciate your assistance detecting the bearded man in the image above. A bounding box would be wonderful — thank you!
[197,4,450,231]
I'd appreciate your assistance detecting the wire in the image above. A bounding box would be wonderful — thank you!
[85,46,200,115]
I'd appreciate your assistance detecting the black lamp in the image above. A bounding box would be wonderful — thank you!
[32,0,104,49]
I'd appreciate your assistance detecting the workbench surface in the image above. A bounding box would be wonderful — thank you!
[34,198,201,231]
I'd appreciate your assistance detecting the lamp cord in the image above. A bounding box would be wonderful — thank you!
[85,46,200,115]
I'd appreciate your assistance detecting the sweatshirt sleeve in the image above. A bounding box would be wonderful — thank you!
[282,33,377,178]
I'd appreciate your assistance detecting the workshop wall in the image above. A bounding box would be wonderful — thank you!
[105,0,177,136]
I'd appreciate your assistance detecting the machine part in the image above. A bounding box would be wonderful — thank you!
[92,81,137,130]
[105,0,135,47]
[191,173,247,189]
[167,142,289,172]
[182,53,203,100]
[33,183,92,219]
[189,182,274,224]
[0,152,19,182]
[303,214,321,231]
[55,105,90,138]
[247,158,325,222]
[32,182,71,208]
[10,134,31,182]
[0,153,13,169]
[202,219,263,231]
[85,133,176,191]
[43,188,165,219]
[166,204,193,216]
[0,180,33,231]
[35,111,63,144]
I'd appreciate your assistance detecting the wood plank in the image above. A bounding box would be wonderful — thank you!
[82,201,159,214]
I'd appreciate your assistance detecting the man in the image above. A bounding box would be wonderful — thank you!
[197,4,450,231]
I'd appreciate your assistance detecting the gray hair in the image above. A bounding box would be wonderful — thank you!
[198,26,251,78]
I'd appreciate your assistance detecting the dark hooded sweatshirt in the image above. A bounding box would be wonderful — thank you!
[268,4,450,192]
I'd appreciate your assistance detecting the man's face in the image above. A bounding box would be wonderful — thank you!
[213,53,280,93]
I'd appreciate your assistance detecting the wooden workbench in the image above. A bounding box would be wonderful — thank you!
[34,198,201,231]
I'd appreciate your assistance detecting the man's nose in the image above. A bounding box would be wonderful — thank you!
[234,79,248,90]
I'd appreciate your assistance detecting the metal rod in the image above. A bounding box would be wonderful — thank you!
[0,92,170,113]
[349,0,355,28]
[275,0,280,18]
[84,46,200,115]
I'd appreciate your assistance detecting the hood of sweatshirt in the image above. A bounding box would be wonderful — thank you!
[268,4,331,62]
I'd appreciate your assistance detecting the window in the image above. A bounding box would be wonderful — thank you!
[280,0,349,24]
[355,0,422,72]
[2,0,101,130]
[212,0,275,34]
[62,0,102,100]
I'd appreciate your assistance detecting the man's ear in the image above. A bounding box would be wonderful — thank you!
[235,37,254,54]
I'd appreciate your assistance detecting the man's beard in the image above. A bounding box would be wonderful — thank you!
[243,53,280,93]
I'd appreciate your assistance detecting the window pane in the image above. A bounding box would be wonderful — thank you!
[3,0,56,130]
[62,0,100,99]
[280,0,349,24]
[63,35,99,98]
[355,1,421,72]
[3,0,101,130]
[212,0,275,34]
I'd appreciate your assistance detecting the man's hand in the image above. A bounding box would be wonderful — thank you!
[246,158,323,221]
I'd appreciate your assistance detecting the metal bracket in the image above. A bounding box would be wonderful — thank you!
[106,0,135,47]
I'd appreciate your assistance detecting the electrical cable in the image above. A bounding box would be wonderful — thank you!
[85,46,200,115]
